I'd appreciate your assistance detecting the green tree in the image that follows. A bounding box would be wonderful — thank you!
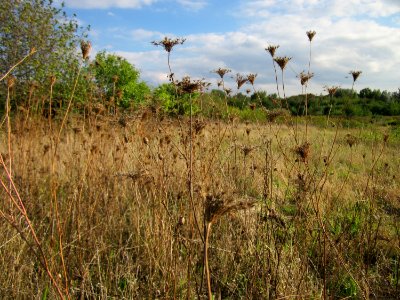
[91,51,150,108]
[0,0,82,83]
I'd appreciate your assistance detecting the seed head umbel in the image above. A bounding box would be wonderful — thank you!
[151,37,186,53]
[306,30,316,42]
[274,56,291,71]
[213,67,231,79]
[235,73,248,90]
[299,71,314,86]
[7,75,16,89]
[324,86,340,96]
[266,45,280,58]
[80,40,92,60]
[349,70,362,82]
[247,73,257,85]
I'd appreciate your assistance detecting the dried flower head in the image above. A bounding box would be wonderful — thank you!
[80,40,92,60]
[7,75,16,89]
[349,70,362,82]
[235,73,248,90]
[306,30,316,42]
[265,45,280,58]
[246,88,251,95]
[247,73,257,85]
[175,76,207,94]
[345,134,357,148]
[151,37,186,53]
[324,85,340,96]
[249,103,256,110]
[213,67,231,79]
[50,75,56,86]
[299,71,314,86]
[295,142,311,162]
[112,75,119,83]
[274,56,291,71]
[224,88,232,96]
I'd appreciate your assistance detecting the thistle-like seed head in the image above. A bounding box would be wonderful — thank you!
[247,73,257,85]
[213,67,231,79]
[50,75,56,86]
[151,36,186,53]
[80,40,92,60]
[306,30,316,42]
[274,56,291,71]
[7,75,16,88]
[235,73,248,90]
[299,71,314,86]
[349,70,362,82]
[324,85,340,96]
[265,45,280,58]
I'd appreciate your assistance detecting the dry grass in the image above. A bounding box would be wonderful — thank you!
[0,111,399,299]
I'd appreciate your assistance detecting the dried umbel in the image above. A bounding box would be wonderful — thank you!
[324,85,340,96]
[50,75,56,86]
[112,75,119,83]
[7,75,16,88]
[175,76,207,94]
[274,56,291,70]
[249,103,256,110]
[306,30,316,42]
[235,73,248,90]
[349,70,362,82]
[205,194,256,224]
[247,73,257,85]
[213,67,231,79]
[345,134,357,148]
[151,37,186,53]
[224,88,232,96]
[265,45,280,57]
[299,71,314,86]
[80,40,92,60]
[295,142,311,162]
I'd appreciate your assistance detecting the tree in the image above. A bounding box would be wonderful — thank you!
[0,0,82,83]
[91,51,150,108]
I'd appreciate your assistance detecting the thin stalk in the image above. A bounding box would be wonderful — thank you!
[272,59,281,99]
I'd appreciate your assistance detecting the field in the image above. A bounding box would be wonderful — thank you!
[1,111,399,299]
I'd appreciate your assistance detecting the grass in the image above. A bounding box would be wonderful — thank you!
[0,110,399,299]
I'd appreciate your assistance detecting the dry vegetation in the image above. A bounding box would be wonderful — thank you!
[1,109,399,299]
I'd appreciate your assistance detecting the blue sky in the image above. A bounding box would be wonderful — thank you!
[63,0,400,95]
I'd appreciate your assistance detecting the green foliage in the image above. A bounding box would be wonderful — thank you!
[91,51,150,107]
[0,0,82,82]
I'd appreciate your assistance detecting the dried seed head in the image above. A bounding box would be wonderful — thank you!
[235,73,248,90]
[299,71,314,86]
[50,75,56,86]
[345,134,357,148]
[112,75,119,83]
[324,85,340,96]
[265,45,280,58]
[274,56,291,71]
[213,67,231,79]
[247,73,257,85]
[306,30,316,42]
[349,70,362,82]
[295,142,311,162]
[224,88,232,96]
[80,40,92,60]
[175,76,207,94]
[151,36,186,53]
[249,103,256,110]
[7,75,16,88]
[116,89,123,99]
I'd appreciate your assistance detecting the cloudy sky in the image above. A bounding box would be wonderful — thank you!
[63,0,400,96]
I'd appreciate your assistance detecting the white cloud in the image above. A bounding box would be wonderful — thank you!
[176,0,208,11]
[64,0,157,9]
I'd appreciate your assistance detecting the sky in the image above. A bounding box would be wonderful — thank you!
[62,0,400,96]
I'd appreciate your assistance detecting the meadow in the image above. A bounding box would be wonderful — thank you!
[0,106,399,299]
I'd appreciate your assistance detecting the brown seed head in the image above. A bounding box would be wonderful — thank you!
[235,73,248,90]
[349,70,362,82]
[265,45,280,58]
[324,85,340,96]
[299,71,314,86]
[295,142,311,162]
[80,40,92,60]
[345,134,357,148]
[247,73,257,85]
[175,76,207,94]
[306,30,316,42]
[274,56,291,71]
[112,75,119,83]
[7,75,16,89]
[213,67,231,79]
[151,36,186,53]
[50,75,56,86]
[224,88,232,96]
